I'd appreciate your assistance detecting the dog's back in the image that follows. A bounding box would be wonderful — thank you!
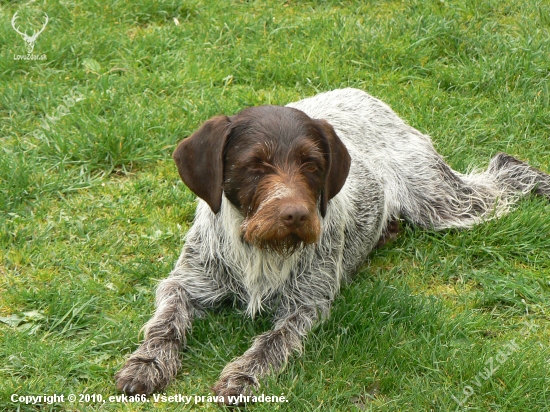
[289,88,550,232]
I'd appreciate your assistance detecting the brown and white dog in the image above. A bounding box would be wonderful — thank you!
[115,88,550,404]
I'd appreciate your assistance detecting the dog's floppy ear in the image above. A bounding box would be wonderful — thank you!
[173,116,231,214]
[313,119,351,217]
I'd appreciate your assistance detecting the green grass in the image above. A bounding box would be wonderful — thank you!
[1,0,550,410]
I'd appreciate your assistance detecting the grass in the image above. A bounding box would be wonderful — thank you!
[1,0,550,410]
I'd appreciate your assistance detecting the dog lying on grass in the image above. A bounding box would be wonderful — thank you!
[115,88,550,404]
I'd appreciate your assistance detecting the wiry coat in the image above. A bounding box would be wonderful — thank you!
[115,88,550,403]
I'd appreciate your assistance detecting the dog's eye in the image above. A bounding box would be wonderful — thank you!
[248,159,268,175]
[247,154,277,174]
[250,167,266,175]
[302,163,318,173]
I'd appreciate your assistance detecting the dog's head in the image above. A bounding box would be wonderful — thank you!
[173,105,351,255]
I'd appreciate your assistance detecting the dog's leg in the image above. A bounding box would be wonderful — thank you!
[375,218,400,248]
[396,151,550,230]
[115,266,225,395]
[114,277,194,395]
[212,305,320,405]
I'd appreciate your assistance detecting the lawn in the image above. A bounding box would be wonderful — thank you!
[1,0,550,410]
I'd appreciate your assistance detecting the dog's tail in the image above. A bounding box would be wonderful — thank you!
[396,152,550,230]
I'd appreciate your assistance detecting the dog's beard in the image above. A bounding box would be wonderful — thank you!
[240,220,320,257]
[251,233,306,257]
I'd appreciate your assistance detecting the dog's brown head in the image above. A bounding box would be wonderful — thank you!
[173,105,351,255]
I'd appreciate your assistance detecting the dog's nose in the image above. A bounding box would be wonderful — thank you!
[280,205,309,228]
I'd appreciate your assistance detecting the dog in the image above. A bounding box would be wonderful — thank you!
[115,88,550,404]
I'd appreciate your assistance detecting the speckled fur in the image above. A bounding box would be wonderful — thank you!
[115,88,550,403]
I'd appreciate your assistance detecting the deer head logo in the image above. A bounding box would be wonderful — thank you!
[11,12,49,55]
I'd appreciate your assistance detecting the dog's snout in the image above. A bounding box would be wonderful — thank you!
[280,204,309,228]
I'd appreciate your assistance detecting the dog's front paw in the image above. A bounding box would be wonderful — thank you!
[115,356,168,395]
[212,372,259,405]
[115,349,180,395]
